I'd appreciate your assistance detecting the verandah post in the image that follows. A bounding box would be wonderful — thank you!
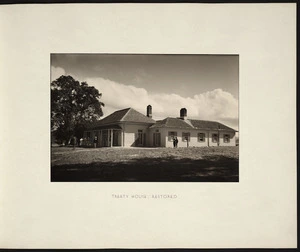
[110,129,113,147]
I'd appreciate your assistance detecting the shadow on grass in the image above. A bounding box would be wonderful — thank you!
[51,155,239,182]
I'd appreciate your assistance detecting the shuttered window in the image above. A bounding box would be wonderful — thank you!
[182,132,190,142]
[212,134,218,143]
[198,133,205,142]
[223,134,230,143]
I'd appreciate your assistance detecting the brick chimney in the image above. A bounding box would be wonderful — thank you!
[146,105,152,118]
[180,108,187,120]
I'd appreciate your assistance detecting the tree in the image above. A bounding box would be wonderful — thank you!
[51,75,104,144]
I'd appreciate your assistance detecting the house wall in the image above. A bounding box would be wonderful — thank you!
[148,128,166,147]
[122,123,151,147]
[220,131,236,146]
[207,131,218,147]
[84,125,236,148]
[162,129,210,148]
[83,123,152,147]
[208,131,236,147]
[149,129,236,148]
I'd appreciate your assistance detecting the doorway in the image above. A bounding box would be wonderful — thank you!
[153,132,161,147]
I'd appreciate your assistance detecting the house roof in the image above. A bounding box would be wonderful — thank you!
[189,119,236,131]
[87,107,155,130]
[86,107,237,132]
[150,117,237,132]
[150,117,194,129]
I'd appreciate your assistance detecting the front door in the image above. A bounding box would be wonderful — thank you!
[137,130,144,146]
[153,132,161,147]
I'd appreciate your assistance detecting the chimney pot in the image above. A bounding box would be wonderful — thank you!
[147,105,152,118]
[180,108,187,120]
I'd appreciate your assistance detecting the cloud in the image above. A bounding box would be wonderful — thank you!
[51,66,66,81]
[84,77,239,130]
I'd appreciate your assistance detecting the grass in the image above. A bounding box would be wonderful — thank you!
[51,146,239,182]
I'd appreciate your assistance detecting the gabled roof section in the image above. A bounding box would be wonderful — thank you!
[86,107,155,129]
[100,108,131,125]
[150,117,237,132]
[121,108,156,123]
[189,119,237,131]
[150,117,194,129]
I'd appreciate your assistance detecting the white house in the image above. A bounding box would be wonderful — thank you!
[83,106,237,148]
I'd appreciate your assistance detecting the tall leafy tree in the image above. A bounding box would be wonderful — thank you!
[51,75,104,143]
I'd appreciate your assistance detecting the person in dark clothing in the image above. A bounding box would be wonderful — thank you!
[72,136,77,149]
[173,137,176,148]
[175,137,178,148]
[93,135,98,148]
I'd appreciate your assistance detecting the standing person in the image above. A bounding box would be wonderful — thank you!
[175,137,178,148]
[93,135,98,148]
[72,136,77,150]
[173,136,176,148]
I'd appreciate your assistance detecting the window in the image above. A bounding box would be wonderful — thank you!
[182,132,190,142]
[212,133,218,143]
[168,131,177,141]
[198,133,205,142]
[223,134,230,143]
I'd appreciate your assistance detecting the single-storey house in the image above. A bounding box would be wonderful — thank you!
[83,105,237,148]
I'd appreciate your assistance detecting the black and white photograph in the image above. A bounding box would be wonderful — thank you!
[1,2,296,249]
[51,54,239,182]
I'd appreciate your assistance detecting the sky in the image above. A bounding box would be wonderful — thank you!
[51,54,239,130]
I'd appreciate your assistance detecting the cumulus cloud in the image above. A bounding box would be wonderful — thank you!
[85,77,239,130]
[51,66,66,81]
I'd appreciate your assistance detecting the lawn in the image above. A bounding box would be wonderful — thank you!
[51,146,239,182]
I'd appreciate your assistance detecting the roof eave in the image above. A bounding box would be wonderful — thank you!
[123,121,156,125]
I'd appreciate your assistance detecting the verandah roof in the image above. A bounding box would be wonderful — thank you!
[88,124,122,131]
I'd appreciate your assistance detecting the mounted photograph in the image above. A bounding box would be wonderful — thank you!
[51,54,239,182]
